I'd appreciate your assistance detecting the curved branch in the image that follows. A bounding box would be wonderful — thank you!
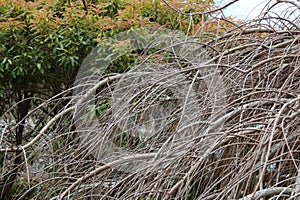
[162,0,239,16]
[57,153,156,200]
[239,187,294,199]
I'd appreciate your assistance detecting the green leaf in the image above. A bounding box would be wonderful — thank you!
[37,63,41,70]
[1,57,7,65]
[70,57,75,66]
[7,59,12,65]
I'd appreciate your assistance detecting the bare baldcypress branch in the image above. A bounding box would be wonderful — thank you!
[2,1,300,199]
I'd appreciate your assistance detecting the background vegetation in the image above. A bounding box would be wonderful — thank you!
[1,0,300,199]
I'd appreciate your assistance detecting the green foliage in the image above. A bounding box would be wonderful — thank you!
[0,1,99,99]
[0,0,217,99]
[100,0,125,17]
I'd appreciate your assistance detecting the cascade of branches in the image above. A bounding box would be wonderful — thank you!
[1,1,300,199]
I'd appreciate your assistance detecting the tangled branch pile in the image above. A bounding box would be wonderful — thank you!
[1,1,300,199]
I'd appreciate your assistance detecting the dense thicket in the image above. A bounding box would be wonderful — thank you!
[1,0,300,199]
[0,0,218,198]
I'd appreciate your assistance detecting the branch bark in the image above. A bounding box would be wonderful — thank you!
[239,187,294,199]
